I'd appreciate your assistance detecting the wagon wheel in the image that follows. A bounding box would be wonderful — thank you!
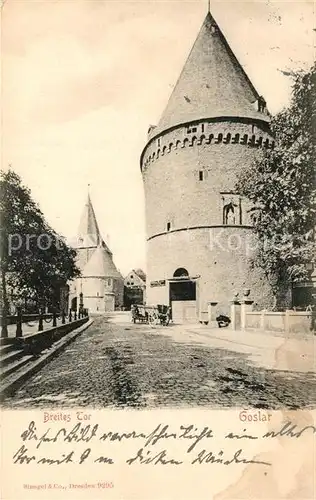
[164,316,170,326]
[148,312,158,327]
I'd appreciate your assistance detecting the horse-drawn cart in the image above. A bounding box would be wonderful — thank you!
[131,304,171,326]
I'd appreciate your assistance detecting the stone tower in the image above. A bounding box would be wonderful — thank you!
[141,12,275,322]
[69,194,124,313]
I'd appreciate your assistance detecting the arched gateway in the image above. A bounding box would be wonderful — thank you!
[169,268,197,323]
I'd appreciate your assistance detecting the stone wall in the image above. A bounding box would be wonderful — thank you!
[244,310,316,334]
[142,120,272,238]
[146,227,274,315]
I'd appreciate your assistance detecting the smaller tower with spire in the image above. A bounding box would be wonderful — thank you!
[69,193,124,314]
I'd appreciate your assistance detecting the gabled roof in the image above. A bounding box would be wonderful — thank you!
[76,193,111,254]
[124,268,146,284]
[82,246,122,279]
[134,268,146,282]
[156,12,269,134]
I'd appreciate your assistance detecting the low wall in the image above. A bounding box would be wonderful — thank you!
[287,311,316,334]
[245,312,261,330]
[3,317,89,352]
[245,310,315,334]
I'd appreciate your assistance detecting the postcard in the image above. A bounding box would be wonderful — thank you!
[1,0,315,498]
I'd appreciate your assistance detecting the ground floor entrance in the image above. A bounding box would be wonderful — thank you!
[169,278,197,323]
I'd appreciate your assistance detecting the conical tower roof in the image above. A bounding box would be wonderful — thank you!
[76,193,111,253]
[82,245,122,279]
[156,12,269,134]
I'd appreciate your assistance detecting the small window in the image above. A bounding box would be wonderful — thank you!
[130,275,133,279]
[126,281,130,285]
[199,171,204,181]
[167,222,171,231]
[187,126,197,134]
[201,124,205,133]
[108,278,111,286]
[157,138,161,147]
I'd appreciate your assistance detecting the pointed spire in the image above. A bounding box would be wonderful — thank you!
[76,191,112,256]
[156,11,269,133]
[77,192,101,248]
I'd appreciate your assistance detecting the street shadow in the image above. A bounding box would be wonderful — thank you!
[103,346,145,409]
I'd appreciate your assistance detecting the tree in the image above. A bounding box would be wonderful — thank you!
[0,169,80,332]
[236,63,316,308]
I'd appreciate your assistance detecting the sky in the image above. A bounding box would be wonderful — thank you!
[2,0,315,276]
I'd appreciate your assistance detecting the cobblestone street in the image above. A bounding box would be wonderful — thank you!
[2,314,316,410]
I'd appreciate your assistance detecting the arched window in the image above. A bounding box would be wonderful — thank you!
[241,134,248,145]
[191,136,197,147]
[224,133,231,144]
[173,268,189,278]
[232,133,240,144]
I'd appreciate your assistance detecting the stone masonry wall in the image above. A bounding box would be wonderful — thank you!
[146,228,274,315]
[142,120,273,238]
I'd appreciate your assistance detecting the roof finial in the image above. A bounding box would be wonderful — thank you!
[207,0,210,13]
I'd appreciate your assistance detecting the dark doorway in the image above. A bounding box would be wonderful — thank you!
[169,274,197,323]
[71,297,77,311]
[170,281,196,301]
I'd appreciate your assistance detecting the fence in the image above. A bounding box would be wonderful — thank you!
[228,300,316,334]
[1,307,89,339]
[245,309,315,334]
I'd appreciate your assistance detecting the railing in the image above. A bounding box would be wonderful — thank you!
[1,307,89,338]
